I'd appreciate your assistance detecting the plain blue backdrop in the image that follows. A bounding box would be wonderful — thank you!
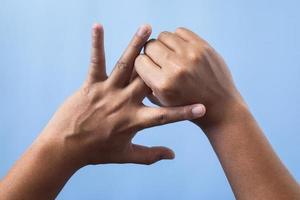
[1,0,299,199]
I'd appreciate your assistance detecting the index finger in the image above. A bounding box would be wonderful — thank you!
[175,27,206,43]
[109,24,152,87]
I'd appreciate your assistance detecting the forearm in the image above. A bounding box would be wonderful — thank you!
[199,102,300,200]
[0,131,81,200]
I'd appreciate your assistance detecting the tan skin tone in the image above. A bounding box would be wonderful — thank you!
[0,24,206,200]
[135,27,300,200]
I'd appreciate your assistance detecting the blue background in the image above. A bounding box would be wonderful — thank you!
[1,0,299,199]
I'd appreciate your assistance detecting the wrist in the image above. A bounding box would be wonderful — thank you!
[193,98,252,134]
[37,129,86,172]
[1,130,84,199]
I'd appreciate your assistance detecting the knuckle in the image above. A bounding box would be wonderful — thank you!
[187,50,202,63]
[175,27,186,34]
[157,79,172,94]
[186,43,213,63]
[90,57,100,66]
[116,60,130,71]
[81,84,100,103]
[158,31,170,40]
[155,111,167,125]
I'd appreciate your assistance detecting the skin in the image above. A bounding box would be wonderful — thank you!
[0,24,206,200]
[135,27,300,200]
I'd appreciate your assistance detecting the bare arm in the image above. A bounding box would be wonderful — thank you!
[0,24,206,200]
[0,134,81,199]
[199,102,300,199]
[135,27,300,199]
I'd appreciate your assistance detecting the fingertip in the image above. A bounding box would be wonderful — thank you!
[93,23,102,29]
[159,148,175,160]
[143,23,152,34]
[92,23,103,33]
[191,104,206,118]
[136,24,152,37]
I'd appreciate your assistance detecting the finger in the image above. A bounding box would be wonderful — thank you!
[134,54,162,90]
[157,31,187,52]
[138,104,206,128]
[125,76,150,102]
[109,24,152,87]
[126,144,175,165]
[175,27,206,43]
[129,68,138,83]
[87,23,107,84]
[144,39,174,68]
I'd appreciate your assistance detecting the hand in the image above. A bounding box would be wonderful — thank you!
[41,24,206,167]
[134,27,300,200]
[134,27,245,129]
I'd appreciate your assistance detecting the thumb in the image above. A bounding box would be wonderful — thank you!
[126,144,175,165]
[138,104,206,128]
[87,23,107,84]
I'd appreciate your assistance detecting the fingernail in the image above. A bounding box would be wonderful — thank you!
[92,23,102,34]
[160,151,175,160]
[160,154,174,160]
[93,23,100,30]
[136,24,151,37]
[191,105,206,118]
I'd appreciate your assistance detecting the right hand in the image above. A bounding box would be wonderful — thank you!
[135,27,246,129]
